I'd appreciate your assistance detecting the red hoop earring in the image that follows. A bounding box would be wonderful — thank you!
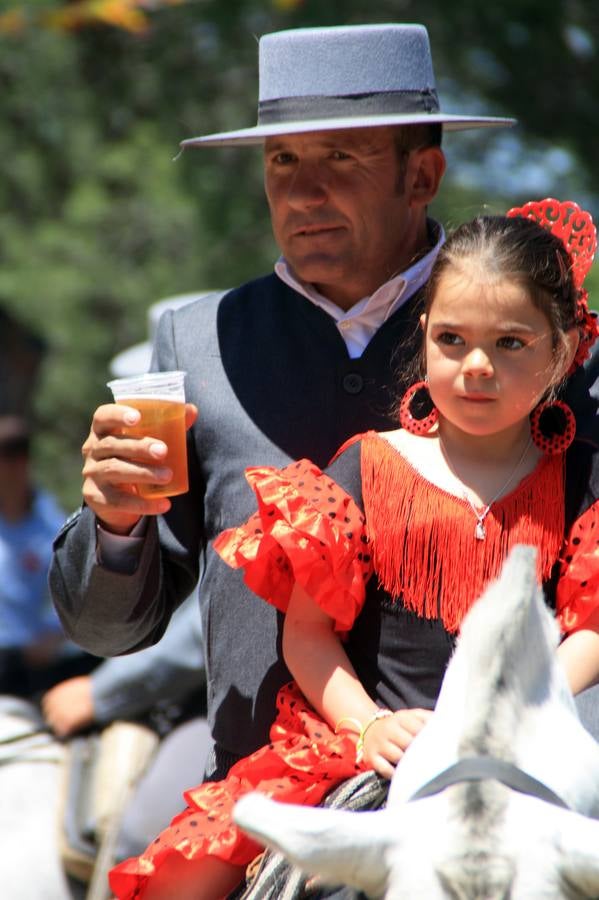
[399,381,439,435]
[530,400,576,455]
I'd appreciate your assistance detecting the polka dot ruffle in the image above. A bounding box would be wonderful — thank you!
[556,500,599,632]
[214,459,373,633]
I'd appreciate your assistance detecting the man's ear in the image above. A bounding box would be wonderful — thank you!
[408,146,446,208]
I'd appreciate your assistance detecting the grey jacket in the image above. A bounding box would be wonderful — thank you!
[91,593,205,724]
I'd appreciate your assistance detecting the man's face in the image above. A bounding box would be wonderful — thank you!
[264,126,431,310]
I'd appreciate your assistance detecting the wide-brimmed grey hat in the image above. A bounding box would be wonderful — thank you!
[182,23,515,149]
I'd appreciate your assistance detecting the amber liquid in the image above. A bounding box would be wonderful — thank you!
[121,397,189,498]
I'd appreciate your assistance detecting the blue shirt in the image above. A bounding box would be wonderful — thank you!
[0,488,66,648]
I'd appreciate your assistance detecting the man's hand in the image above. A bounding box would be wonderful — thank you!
[41,676,96,738]
[361,708,432,779]
[81,402,198,534]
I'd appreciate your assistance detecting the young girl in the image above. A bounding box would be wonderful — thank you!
[110,198,599,900]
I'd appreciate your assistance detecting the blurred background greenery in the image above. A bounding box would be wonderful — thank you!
[0,0,597,509]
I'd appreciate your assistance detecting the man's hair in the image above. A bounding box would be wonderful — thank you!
[394,123,443,155]
[394,123,442,193]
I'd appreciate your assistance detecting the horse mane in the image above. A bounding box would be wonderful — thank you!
[435,837,515,900]
[429,547,558,897]
[452,545,559,760]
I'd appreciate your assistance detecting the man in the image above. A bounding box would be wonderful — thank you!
[50,23,514,782]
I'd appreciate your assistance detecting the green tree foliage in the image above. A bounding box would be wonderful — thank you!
[0,9,278,505]
[0,0,596,506]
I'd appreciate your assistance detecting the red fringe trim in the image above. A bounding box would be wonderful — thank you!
[361,433,565,633]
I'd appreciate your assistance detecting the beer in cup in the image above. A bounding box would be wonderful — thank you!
[107,370,188,498]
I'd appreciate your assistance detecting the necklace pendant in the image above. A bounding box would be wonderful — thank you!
[475,521,486,541]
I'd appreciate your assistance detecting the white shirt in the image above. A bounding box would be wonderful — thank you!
[275,220,444,358]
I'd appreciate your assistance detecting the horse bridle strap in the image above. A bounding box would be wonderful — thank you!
[409,756,571,810]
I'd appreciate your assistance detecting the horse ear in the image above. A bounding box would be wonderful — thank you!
[234,793,394,896]
[556,811,599,895]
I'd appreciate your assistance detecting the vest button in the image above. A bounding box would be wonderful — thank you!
[342,373,364,395]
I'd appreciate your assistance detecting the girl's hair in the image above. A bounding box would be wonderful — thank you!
[421,214,578,379]
[425,214,577,326]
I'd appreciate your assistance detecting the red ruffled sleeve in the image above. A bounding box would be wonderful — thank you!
[213,459,372,633]
[556,500,599,633]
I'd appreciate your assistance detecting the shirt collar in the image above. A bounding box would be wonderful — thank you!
[274,219,445,322]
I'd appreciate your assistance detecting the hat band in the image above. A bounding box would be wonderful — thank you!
[257,88,440,125]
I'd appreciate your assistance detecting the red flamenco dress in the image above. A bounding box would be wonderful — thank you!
[109,432,599,900]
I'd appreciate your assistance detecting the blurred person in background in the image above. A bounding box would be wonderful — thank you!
[0,415,97,697]
[0,458,209,896]
[41,593,211,860]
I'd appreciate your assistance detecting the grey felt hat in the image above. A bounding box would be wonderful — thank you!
[181,23,515,149]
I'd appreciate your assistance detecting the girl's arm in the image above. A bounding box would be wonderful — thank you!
[283,582,377,728]
[283,582,431,778]
[557,606,599,695]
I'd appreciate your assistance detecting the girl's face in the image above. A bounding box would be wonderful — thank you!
[423,268,565,440]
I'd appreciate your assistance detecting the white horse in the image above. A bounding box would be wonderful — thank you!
[0,695,85,900]
[235,545,599,898]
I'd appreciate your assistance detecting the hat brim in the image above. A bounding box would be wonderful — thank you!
[181,113,516,149]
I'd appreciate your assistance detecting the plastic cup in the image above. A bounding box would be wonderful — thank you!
[107,370,189,499]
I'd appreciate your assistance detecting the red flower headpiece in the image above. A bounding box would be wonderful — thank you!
[506,198,598,372]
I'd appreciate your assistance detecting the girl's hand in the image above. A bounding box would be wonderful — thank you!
[361,708,432,779]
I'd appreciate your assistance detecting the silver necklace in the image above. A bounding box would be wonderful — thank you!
[439,435,533,541]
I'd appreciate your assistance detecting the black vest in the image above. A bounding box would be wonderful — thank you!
[184,275,426,755]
